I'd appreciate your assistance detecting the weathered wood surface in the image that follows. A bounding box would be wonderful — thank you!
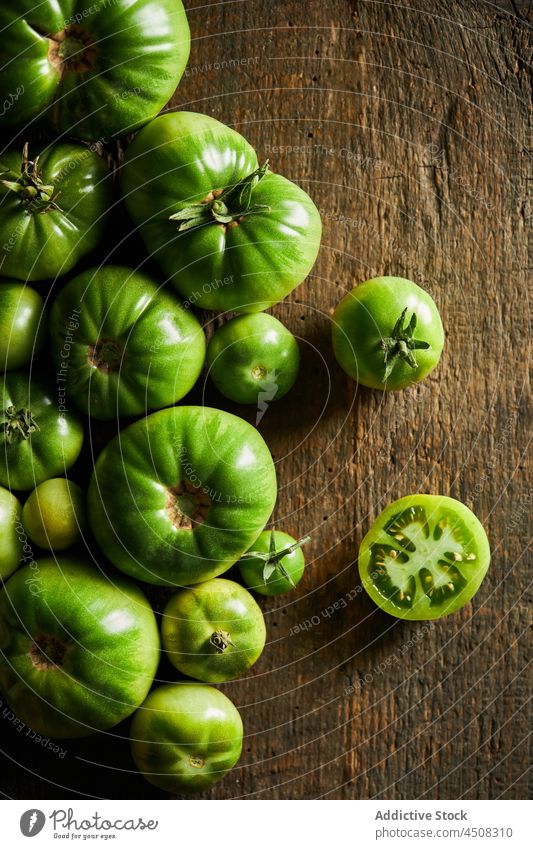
[3,0,531,800]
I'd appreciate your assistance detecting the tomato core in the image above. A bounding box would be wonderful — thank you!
[29,634,66,670]
[88,339,123,373]
[251,365,267,380]
[49,26,98,74]
[167,481,211,529]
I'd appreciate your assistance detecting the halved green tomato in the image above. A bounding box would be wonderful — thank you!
[358,495,491,620]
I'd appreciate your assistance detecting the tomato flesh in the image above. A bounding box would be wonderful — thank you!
[358,495,491,620]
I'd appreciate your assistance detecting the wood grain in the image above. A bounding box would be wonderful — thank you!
[2,0,531,800]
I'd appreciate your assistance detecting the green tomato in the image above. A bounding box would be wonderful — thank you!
[332,276,445,390]
[207,313,300,405]
[239,530,308,596]
[87,406,277,586]
[131,683,243,795]
[0,486,23,580]
[358,494,491,620]
[22,478,86,551]
[0,558,160,737]
[161,578,266,682]
[0,371,84,491]
[0,142,111,282]
[0,282,45,370]
[50,265,206,420]
[0,1,190,141]
[121,112,322,313]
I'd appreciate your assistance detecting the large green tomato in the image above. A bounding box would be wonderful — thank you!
[358,495,491,620]
[50,265,206,420]
[131,684,243,795]
[0,143,111,281]
[0,282,45,370]
[161,579,266,682]
[0,1,190,141]
[0,486,23,580]
[332,277,445,390]
[207,313,300,405]
[0,371,84,491]
[0,558,160,737]
[121,112,322,313]
[87,406,277,586]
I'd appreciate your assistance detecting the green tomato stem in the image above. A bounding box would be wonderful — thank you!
[169,161,272,231]
[381,308,431,382]
[0,143,62,214]
[209,629,235,653]
[2,405,40,444]
[242,532,311,587]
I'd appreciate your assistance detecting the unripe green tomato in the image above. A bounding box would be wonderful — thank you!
[207,313,300,404]
[161,578,266,682]
[332,276,444,390]
[239,530,306,596]
[0,282,45,370]
[131,683,243,795]
[22,478,86,551]
[0,485,23,579]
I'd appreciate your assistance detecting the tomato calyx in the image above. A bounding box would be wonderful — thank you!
[241,530,311,586]
[29,634,66,670]
[2,405,40,444]
[381,309,431,382]
[209,629,235,653]
[169,161,272,232]
[0,143,62,214]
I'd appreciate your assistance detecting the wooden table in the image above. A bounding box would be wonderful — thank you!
[3,0,531,800]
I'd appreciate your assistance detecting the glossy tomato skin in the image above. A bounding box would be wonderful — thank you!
[87,406,277,586]
[0,486,23,580]
[0,282,45,370]
[332,277,444,390]
[358,494,491,621]
[22,478,86,551]
[207,313,300,405]
[131,683,243,795]
[0,558,160,737]
[121,112,322,313]
[239,530,306,596]
[50,265,206,420]
[0,143,111,282]
[0,1,190,140]
[0,371,84,491]
[161,578,266,682]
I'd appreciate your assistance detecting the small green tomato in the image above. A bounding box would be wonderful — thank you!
[0,282,45,370]
[22,478,86,551]
[207,313,300,404]
[0,485,23,579]
[238,530,309,596]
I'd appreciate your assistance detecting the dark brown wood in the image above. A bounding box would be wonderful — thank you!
[2,0,531,800]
